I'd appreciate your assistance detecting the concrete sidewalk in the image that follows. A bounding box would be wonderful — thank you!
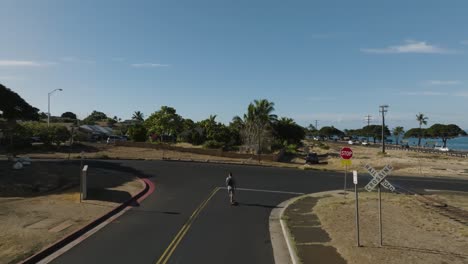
[276,194,347,264]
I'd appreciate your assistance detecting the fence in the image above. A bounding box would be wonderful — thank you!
[386,146,468,158]
[115,141,283,162]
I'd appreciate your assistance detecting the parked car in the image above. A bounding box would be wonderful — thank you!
[361,141,369,146]
[434,146,450,152]
[305,153,319,164]
[348,140,354,145]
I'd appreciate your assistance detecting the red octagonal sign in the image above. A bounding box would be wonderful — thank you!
[340,147,353,160]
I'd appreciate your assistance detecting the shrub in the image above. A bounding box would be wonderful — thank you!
[203,140,223,149]
[21,122,70,147]
[128,124,148,142]
[284,144,298,154]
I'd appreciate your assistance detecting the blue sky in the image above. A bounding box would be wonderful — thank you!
[1,0,467,130]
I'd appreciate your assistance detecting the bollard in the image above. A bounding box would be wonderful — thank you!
[81,165,88,201]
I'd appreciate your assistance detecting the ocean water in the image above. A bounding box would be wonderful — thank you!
[390,136,468,151]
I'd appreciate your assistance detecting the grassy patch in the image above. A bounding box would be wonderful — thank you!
[94,154,110,159]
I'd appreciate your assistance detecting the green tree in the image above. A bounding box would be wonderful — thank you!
[392,126,405,145]
[235,99,277,154]
[404,128,426,139]
[318,126,344,138]
[274,117,305,145]
[362,125,390,143]
[426,124,467,148]
[83,111,108,125]
[416,113,429,146]
[132,111,144,122]
[21,122,70,147]
[61,112,77,119]
[179,118,205,145]
[51,126,71,147]
[0,84,39,149]
[145,106,183,141]
[127,124,148,142]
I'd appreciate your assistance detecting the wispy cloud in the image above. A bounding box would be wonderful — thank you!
[60,57,95,64]
[131,63,170,68]
[293,113,365,123]
[112,57,126,62]
[454,91,468,97]
[0,75,20,80]
[306,96,336,102]
[401,91,448,96]
[461,40,468,45]
[361,40,456,54]
[426,80,461,86]
[0,60,56,67]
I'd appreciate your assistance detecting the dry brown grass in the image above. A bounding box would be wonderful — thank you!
[0,174,143,264]
[313,192,468,264]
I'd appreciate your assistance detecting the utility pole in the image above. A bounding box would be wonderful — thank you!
[315,120,319,130]
[364,115,372,142]
[379,105,389,153]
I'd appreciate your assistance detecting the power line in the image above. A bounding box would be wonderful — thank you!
[364,115,372,127]
[364,115,372,142]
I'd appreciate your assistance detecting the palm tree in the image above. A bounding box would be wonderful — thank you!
[132,111,144,122]
[392,126,404,145]
[416,113,428,146]
[252,99,278,124]
[235,99,277,156]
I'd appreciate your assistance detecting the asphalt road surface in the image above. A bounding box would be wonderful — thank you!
[48,160,468,264]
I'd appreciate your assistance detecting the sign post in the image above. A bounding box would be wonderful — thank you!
[340,147,353,197]
[81,165,88,201]
[364,164,395,247]
[353,170,360,247]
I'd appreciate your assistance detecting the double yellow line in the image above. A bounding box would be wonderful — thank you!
[156,187,220,264]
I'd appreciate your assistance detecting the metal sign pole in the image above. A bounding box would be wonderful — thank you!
[378,183,383,247]
[345,164,347,192]
[343,164,347,198]
[353,171,360,247]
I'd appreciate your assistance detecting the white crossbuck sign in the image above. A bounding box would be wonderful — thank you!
[364,164,396,192]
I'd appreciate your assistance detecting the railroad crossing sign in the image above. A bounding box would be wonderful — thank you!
[364,164,396,192]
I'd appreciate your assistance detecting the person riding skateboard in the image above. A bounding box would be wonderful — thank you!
[226,172,236,205]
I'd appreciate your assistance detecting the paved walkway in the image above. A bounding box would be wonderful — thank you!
[284,196,346,264]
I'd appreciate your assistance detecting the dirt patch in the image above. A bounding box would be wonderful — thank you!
[313,192,468,264]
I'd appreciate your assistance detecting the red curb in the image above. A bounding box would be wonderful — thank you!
[19,177,155,264]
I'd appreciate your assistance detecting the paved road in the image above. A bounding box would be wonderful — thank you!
[49,160,468,264]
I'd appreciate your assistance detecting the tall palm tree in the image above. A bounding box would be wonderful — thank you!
[416,113,428,146]
[392,126,404,145]
[252,99,278,124]
[132,111,144,122]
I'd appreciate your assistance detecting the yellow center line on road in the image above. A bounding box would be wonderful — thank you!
[156,187,220,264]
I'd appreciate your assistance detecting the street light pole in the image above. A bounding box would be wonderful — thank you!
[47,89,63,127]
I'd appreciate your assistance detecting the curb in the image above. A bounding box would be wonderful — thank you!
[19,178,155,264]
